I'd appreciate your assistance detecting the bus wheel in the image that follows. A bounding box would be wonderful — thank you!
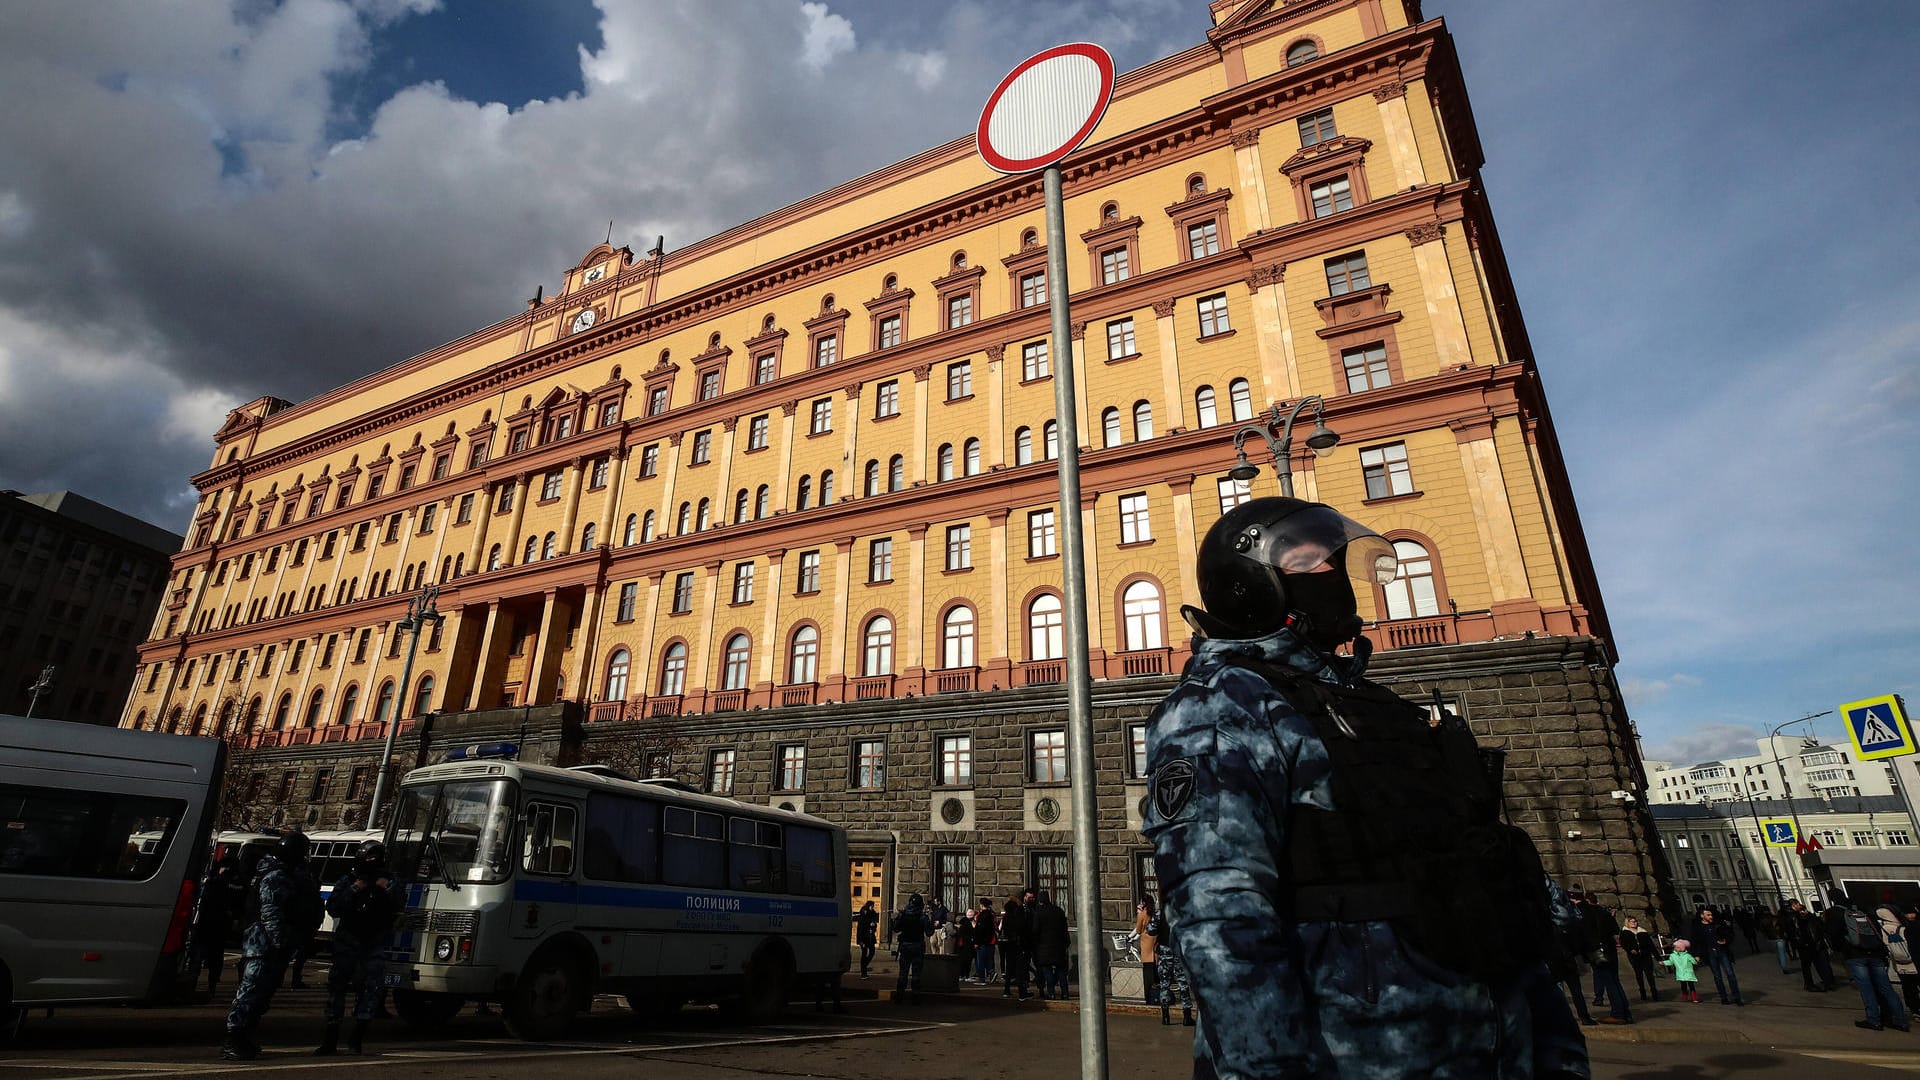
[736,949,792,1024]
[505,953,583,1041]
[391,989,464,1032]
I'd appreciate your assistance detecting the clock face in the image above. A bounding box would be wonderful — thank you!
[583,264,605,283]
[571,308,597,333]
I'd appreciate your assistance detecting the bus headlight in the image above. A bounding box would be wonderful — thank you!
[434,936,455,962]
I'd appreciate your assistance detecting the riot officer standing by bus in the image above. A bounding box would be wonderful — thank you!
[316,840,401,1055]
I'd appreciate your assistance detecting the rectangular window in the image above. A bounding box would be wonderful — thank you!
[552,415,573,440]
[455,493,474,524]
[0,784,187,880]
[1343,343,1392,392]
[868,538,893,583]
[747,415,769,451]
[320,532,337,559]
[584,795,660,884]
[1129,722,1149,779]
[1325,252,1371,296]
[1310,175,1355,217]
[875,380,899,418]
[617,582,637,622]
[1101,246,1131,284]
[1197,293,1231,337]
[308,768,333,802]
[468,442,488,470]
[647,386,668,416]
[939,734,973,786]
[809,398,832,435]
[1106,318,1136,360]
[1119,493,1152,544]
[1028,509,1057,558]
[1134,850,1160,909]
[1297,107,1338,147]
[384,514,402,543]
[1021,341,1050,381]
[877,315,902,349]
[496,481,515,513]
[777,744,807,792]
[321,635,337,668]
[946,360,972,401]
[600,400,621,427]
[708,749,736,795]
[934,850,974,915]
[663,805,725,889]
[853,739,885,790]
[698,370,721,401]
[814,334,838,368]
[417,503,436,534]
[1030,851,1071,917]
[639,445,659,477]
[754,353,777,384]
[1187,221,1221,259]
[541,471,564,501]
[288,640,305,672]
[1360,442,1414,499]
[432,454,451,482]
[732,562,754,604]
[690,430,712,465]
[671,571,694,614]
[796,550,821,593]
[399,464,416,490]
[1029,729,1068,782]
[1218,476,1252,513]
[590,457,610,488]
[946,294,973,329]
[510,429,529,454]
[945,524,972,571]
[1019,270,1048,308]
[1890,830,1914,847]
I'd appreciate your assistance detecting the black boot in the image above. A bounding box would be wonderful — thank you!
[1183,1007,1195,1027]
[347,1020,368,1054]
[314,1022,340,1056]
[1161,1004,1172,1025]
[221,1030,260,1061]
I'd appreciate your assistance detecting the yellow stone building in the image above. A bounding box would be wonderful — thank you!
[122,0,1666,923]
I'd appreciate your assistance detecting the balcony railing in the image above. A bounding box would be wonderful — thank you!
[1376,614,1457,650]
[780,684,817,708]
[934,668,977,694]
[1118,648,1171,677]
[709,689,747,712]
[587,701,626,723]
[1021,660,1065,686]
[852,675,895,701]
[648,696,682,718]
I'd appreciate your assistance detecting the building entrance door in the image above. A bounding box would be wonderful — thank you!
[849,856,885,940]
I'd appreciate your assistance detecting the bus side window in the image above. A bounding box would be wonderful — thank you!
[785,826,835,898]
[523,802,577,876]
[663,806,724,889]
[584,795,659,883]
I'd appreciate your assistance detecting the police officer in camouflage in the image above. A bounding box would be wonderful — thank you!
[222,831,322,1061]
[1142,497,1589,1079]
[316,840,402,1055]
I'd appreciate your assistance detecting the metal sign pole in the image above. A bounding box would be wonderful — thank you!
[1044,163,1109,1080]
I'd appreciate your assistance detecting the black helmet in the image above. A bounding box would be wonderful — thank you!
[279,830,311,863]
[1191,497,1397,643]
[354,839,387,869]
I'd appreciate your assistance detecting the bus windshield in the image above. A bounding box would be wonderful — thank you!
[388,779,516,887]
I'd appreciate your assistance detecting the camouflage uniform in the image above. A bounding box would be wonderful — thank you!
[323,873,400,1024]
[226,853,321,1037]
[1142,624,1590,1080]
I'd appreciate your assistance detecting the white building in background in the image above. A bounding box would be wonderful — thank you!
[1651,795,1916,913]
[1645,734,1898,807]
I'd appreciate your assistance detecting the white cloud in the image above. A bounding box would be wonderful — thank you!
[1621,672,1702,708]
[799,3,856,71]
[1642,722,1764,768]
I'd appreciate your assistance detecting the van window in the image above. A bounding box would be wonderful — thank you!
[584,795,660,883]
[662,806,725,889]
[786,825,836,898]
[0,784,186,881]
[728,818,785,893]
[522,803,577,876]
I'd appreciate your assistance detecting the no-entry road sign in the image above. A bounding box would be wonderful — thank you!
[976,42,1115,175]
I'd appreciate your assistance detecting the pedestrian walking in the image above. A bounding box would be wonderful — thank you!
[221,831,321,1061]
[184,851,243,999]
[1032,890,1071,1000]
[954,909,977,980]
[1146,905,1192,1027]
[1662,940,1700,1002]
[891,894,931,1004]
[315,840,400,1055]
[998,895,1031,1000]
[1570,888,1631,1024]
[1825,890,1910,1031]
[1619,916,1661,1002]
[972,899,998,984]
[855,900,879,978]
[1686,907,1743,1005]
[1874,899,1918,1013]
[1553,887,1598,1026]
[1135,897,1161,1006]
[1790,899,1839,991]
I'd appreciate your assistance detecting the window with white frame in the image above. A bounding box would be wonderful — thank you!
[963,438,981,476]
[939,734,973,786]
[1101,246,1130,284]
[809,398,832,435]
[1197,293,1231,336]
[1360,442,1413,500]
[797,550,821,593]
[776,743,806,790]
[869,538,893,582]
[853,738,885,789]
[945,524,972,570]
[732,562,754,604]
[1122,580,1165,651]
[708,748,735,794]
[1325,251,1370,296]
[617,581,638,621]
[877,315,902,350]
[755,353,777,384]
[937,444,955,481]
[722,634,752,690]
[604,648,630,700]
[1343,343,1392,392]
[1229,378,1253,421]
[690,430,712,464]
[660,642,688,696]
[1187,221,1221,260]
[1297,107,1337,148]
[1195,386,1218,427]
[1028,509,1057,558]
[1129,722,1149,779]
[814,334,838,367]
[1132,400,1153,440]
[1029,728,1068,782]
[947,360,972,400]
[1029,594,1065,660]
[1020,270,1047,308]
[1022,341,1050,381]
[1107,318,1136,360]
[862,615,894,676]
[789,625,819,683]
[1043,420,1059,460]
[1310,175,1355,218]
[947,294,973,329]
[1218,476,1251,513]
[1119,493,1152,543]
[1102,407,1122,448]
[1015,427,1034,465]
[1383,539,1440,619]
[671,571,694,614]
[875,379,899,418]
[943,606,976,668]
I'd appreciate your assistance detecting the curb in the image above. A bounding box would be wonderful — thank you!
[1582,1024,1750,1045]
[881,989,1165,1016]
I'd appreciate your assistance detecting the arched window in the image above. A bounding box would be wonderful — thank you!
[937,444,955,481]
[454,552,465,577]
[488,544,503,571]
[1286,39,1318,67]
[542,532,557,559]
[623,513,638,545]
[244,696,262,730]
[580,522,596,549]
[1133,400,1154,441]
[441,556,452,582]
[642,510,657,541]
[963,439,981,477]
[1229,378,1254,421]
[1029,594,1065,660]
[863,615,894,676]
[1382,539,1441,620]
[677,502,692,534]
[372,680,396,726]
[722,634,752,690]
[659,643,688,697]
[167,707,183,734]
[304,689,325,728]
[943,606,976,668]
[411,674,434,717]
[754,486,770,520]
[1043,420,1060,460]
[796,476,812,510]
[820,470,835,504]
[337,684,359,726]
[605,649,631,701]
[888,455,905,492]
[134,709,148,730]
[523,536,538,563]
[789,625,819,684]
[1122,580,1165,651]
[1102,407,1123,447]
[1195,386,1218,428]
[865,460,882,497]
[191,702,209,737]
[734,488,750,524]
[1015,427,1034,465]
[403,564,416,591]
[1682,859,1699,878]
[696,498,711,530]
[273,693,292,731]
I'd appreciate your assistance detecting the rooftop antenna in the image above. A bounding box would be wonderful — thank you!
[605,220,614,245]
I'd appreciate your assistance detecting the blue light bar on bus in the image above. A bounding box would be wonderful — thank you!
[444,742,518,761]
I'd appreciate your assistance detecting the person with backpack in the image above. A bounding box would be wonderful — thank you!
[1826,890,1910,1031]
[972,899,998,984]
[891,893,931,1004]
[1685,907,1743,1006]
[1874,899,1918,1012]
[221,831,321,1061]
[1789,898,1839,991]
[855,900,880,978]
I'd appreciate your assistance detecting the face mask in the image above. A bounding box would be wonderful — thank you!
[1280,567,1359,649]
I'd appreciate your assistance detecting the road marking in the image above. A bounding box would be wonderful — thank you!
[1790,1048,1920,1073]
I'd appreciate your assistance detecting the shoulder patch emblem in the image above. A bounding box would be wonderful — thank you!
[1152,758,1197,820]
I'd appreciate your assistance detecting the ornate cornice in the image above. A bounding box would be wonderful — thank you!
[1371,80,1408,103]
[1247,263,1286,287]
[1405,222,1446,246]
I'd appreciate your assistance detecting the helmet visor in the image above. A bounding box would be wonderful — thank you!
[1242,504,1398,584]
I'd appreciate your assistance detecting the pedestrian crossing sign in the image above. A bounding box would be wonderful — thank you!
[1841,694,1915,761]
[1760,819,1798,848]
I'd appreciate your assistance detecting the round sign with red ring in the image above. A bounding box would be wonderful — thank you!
[976,42,1115,175]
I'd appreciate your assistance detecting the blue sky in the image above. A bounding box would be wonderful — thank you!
[0,1,1912,762]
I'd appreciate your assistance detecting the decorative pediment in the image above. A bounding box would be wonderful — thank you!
[214,409,259,441]
[1279,135,1372,176]
[863,285,915,312]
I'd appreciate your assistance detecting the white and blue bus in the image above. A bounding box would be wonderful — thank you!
[381,760,849,1039]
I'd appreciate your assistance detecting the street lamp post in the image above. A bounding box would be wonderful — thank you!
[366,585,444,829]
[1227,398,1341,498]
[24,665,55,719]
[1767,710,1832,850]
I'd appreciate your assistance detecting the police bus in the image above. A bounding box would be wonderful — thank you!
[381,759,848,1039]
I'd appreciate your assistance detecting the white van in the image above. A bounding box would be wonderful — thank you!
[1,715,223,1022]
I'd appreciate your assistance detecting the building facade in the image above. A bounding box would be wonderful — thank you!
[1,490,180,725]
[1646,735,1898,807]
[1653,795,1918,913]
[122,0,1670,927]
